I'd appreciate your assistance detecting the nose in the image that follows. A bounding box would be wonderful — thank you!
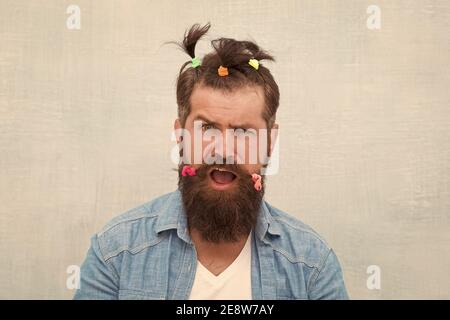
[222,130,234,164]
[202,129,250,165]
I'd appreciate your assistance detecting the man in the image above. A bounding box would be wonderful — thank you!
[74,23,349,300]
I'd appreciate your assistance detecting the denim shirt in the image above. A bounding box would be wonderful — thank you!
[74,189,349,300]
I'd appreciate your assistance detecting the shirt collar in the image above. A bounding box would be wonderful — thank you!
[154,189,281,244]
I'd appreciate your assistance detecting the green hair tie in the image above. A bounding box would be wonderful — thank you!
[191,57,201,68]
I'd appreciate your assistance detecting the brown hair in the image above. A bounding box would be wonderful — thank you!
[166,22,280,127]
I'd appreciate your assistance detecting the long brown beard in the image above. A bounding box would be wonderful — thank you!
[178,163,264,243]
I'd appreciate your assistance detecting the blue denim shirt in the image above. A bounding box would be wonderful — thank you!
[74,189,349,300]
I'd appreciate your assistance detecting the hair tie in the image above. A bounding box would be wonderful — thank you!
[218,65,229,76]
[182,165,197,176]
[251,173,262,191]
[191,57,201,68]
[248,58,259,70]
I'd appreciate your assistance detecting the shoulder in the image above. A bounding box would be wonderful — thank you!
[94,191,175,261]
[264,201,332,270]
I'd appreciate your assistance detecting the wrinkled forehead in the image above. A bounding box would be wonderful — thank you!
[188,84,266,128]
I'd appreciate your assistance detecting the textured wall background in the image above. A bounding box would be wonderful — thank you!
[1,0,449,299]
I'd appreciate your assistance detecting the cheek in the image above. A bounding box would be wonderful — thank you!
[242,164,260,175]
[178,125,197,164]
[242,134,268,166]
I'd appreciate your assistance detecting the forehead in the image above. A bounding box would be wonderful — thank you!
[189,84,266,127]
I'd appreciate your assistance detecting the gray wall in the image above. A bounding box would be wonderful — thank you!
[0,0,449,299]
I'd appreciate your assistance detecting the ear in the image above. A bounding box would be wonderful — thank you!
[174,118,182,143]
[268,123,279,157]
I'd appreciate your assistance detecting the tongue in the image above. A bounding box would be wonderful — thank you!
[211,170,235,184]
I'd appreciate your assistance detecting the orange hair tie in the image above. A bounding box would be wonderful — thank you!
[218,65,229,77]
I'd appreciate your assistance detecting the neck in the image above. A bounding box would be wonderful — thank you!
[190,228,250,276]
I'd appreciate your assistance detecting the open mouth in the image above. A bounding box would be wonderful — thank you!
[209,168,237,187]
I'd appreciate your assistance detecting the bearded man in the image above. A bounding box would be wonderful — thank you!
[74,23,348,300]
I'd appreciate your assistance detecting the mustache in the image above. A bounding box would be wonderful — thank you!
[178,162,252,180]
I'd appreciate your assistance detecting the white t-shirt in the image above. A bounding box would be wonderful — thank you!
[188,232,252,300]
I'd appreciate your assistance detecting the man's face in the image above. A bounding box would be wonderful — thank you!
[176,84,274,187]
[174,84,277,242]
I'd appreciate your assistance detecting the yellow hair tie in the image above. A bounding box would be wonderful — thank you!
[248,58,259,70]
[218,65,229,76]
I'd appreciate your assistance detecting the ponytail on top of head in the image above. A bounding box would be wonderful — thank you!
[165,22,211,75]
[166,22,280,128]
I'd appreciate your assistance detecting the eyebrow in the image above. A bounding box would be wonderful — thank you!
[193,115,255,129]
[193,115,217,127]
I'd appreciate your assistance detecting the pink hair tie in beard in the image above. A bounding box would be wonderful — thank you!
[251,173,262,191]
[182,165,197,177]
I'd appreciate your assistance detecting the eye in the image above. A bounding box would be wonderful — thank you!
[201,123,215,131]
[234,128,255,135]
